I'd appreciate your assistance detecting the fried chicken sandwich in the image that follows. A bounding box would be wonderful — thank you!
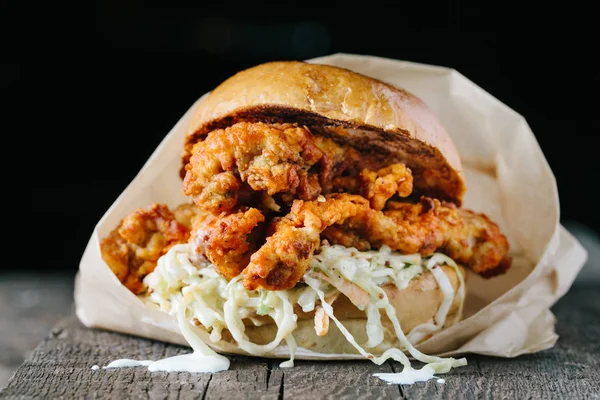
[99,61,512,377]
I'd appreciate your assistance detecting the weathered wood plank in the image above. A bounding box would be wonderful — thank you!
[468,285,600,400]
[280,359,401,399]
[0,316,214,399]
[397,285,600,400]
[390,358,483,400]
[1,286,599,400]
[0,273,74,387]
[0,314,281,400]
[203,356,278,400]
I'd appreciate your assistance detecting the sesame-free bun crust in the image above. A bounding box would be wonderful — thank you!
[185,61,466,204]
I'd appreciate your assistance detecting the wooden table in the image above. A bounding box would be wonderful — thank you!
[0,274,74,388]
[1,284,598,399]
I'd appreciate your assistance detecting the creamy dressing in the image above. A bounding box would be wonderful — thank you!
[102,291,231,374]
[147,354,229,373]
[103,359,154,368]
[101,355,228,373]
[374,365,441,385]
[154,291,230,373]
[279,334,297,368]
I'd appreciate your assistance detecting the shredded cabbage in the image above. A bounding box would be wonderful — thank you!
[223,279,297,356]
[406,253,466,344]
[143,243,466,376]
[297,286,317,312]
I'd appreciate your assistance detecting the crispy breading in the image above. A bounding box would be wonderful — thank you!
[320,225,371,251]
[183,122,325,213]
[183,122,410,214]
[344,196,511,276]
[244,194,369,290]
[191,207,265,279]
[331,163,413,210]
[100,203,202,294]
[360,163,414,210]
[244,194,511,290]
[446,207,512,277]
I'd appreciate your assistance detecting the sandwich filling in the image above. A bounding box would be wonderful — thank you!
[100,121,512,378]
[143,241,466,373]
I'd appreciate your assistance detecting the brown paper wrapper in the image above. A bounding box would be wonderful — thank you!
[74,53,587,359]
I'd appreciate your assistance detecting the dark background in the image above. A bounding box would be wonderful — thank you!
[5,3,599,274]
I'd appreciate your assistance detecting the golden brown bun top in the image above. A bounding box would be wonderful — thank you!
[185,61,466,204]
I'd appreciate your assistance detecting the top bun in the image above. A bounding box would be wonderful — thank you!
[184,61,466,205]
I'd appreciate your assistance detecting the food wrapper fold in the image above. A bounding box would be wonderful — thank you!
[75,53,587,359]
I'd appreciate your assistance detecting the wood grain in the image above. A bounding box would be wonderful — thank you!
[1,286,598,400]
[0,274,74,387]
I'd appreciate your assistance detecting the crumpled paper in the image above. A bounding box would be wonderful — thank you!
[74,53,587,359]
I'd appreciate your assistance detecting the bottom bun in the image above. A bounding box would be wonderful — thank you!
[217,265,466,356]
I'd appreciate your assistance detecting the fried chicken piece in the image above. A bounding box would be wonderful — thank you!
[182,121,409,214]
[320,225,371,251]
[313,139,363,192]
[244,194,511,291]
[191,207,265,279]
[172,203,203,228]
[243,194,372,291]
[384,199,511,276]
[360,163,413,210]
[332,163,413,210]
[183,122,325,213]
[327,196,511,276]
[455,210,512,277]
[100,203,201,294]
